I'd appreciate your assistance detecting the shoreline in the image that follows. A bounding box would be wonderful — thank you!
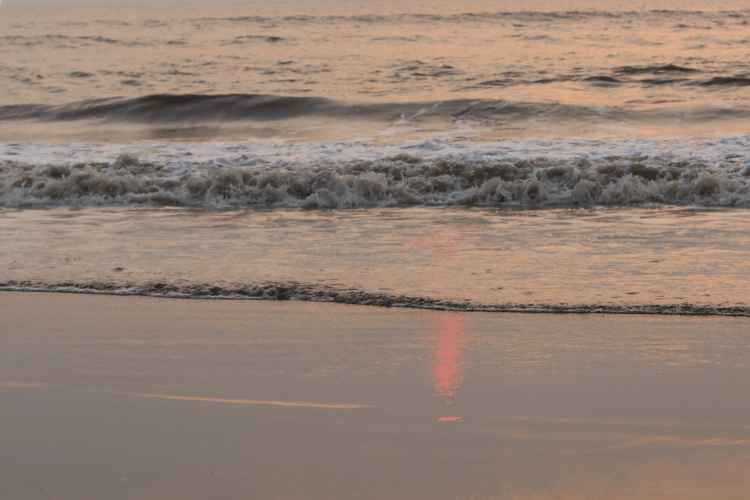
[2,287,750,317]
[3,207,748,311]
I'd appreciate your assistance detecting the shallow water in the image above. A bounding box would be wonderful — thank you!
[2,206,749,314]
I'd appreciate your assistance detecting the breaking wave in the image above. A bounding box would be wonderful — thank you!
[3,145,750,208]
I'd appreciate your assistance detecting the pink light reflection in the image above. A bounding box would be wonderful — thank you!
[429,312,468,398]
[405,228,478,261]
[409,227,475,422]
[438,416,462,422]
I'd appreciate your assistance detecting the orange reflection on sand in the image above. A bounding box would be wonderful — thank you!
[429,312,468,399]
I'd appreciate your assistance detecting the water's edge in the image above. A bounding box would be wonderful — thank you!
[2,281,748,317]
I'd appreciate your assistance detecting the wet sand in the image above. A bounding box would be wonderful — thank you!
[2,291,750,499]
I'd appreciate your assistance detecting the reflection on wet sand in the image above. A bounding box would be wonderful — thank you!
[409,226,478,421]
[429,313,469,398]
[410,227,478,421]
[428,312,470,422]
[3,293,750,499]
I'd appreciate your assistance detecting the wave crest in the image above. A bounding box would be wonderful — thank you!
[3,151,750,208]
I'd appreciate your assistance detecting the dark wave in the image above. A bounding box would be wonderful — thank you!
[699,76,750,86]
[212,10,748,26]
[223,35,287,45]
[616,64,701,75]
[640,78,690,85]
[1,95,588,123]
[582,75,621,83]
[0,94,338,123]
[0,94,482,123]
[3,280,750,317]
[0,34,143,47]
[3,92,750,125]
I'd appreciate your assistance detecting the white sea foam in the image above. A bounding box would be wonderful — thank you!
[2,135,750,208]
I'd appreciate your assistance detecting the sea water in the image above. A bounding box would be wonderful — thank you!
[2,0,750,314]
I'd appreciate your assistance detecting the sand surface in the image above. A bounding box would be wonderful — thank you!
[2,291,750,499]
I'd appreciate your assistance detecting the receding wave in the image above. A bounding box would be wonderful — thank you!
[3,280,749,317]
[2,148,750,208]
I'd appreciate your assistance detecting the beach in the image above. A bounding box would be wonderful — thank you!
[3,291,750,498]
[3,0,750,497]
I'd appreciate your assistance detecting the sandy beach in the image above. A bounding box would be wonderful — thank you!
[3,291,750,499]
[4,0,750,498]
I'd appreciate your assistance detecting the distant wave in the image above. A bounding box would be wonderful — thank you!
[699,76,750,86]
[3,280,750,317]
[215,9,750,25]
[615,64,701,75]
[0,34,144,47]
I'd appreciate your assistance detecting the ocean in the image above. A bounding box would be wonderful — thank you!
[2,0,750,314]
